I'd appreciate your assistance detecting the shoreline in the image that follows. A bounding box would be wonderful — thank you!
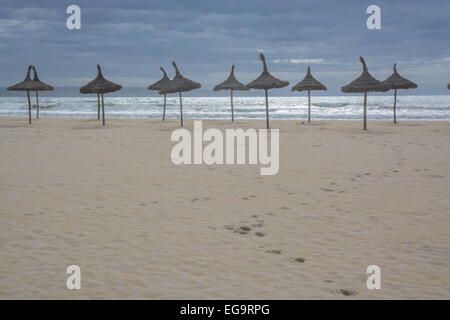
[1,116,449,122]
[2,94,449,122]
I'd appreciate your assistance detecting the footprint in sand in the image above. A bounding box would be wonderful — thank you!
[266,249,282,255]
[251,223,264,228]
[293,257,305,263]
[236,229,250,235]
[224,224,251,235]
[336,289,358,297]
[225,224,267,237]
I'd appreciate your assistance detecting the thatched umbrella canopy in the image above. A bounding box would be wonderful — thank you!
[213,65,249,122]
[291,66,327,123]
[80,64,122,126]
[246,53,289,129]
[7,65,35,124]
[31,66,54,119]
[148,67,171,120]
[159,62,201,127]
[382,64,417,123]
[341,57,389,130]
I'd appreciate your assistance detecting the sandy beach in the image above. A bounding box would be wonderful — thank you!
[0,117,449,299]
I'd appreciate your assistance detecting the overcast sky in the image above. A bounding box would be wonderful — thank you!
[0,0,449,95]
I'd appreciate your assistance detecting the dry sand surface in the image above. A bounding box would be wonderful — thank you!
[0,117,449,299]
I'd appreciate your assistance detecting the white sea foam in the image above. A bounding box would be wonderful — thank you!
[0,95,449,120]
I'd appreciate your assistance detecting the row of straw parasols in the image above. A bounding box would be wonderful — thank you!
[7,55,446,129]
[151,54,420,130]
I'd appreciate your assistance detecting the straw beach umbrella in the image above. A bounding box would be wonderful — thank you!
[213,65,249,121]
[246,53,289,129]
[159,61,201,127]
[79,68,102,121]
[148,67,171,120]
[7,65,35,124]
[31,66,54,119]
[382,64,417,123]
[341,57,389,130]
[80,65,122,126]
[291,66,327,123]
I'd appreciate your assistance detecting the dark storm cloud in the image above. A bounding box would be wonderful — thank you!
[0,0,449,94]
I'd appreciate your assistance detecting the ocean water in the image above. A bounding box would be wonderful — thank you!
[0,94,449,121]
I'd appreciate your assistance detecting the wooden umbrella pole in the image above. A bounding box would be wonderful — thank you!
[36,91,39,119]
[230,89,234,122]
[27,91,32,124]
[162,94,166,121]
[101,93,105,126]
[393,89,397,124]
[363,91,367,130]
[179,91,183,127]
[97,94,100,120]
[265,89,269,129]
[307,89,311,123]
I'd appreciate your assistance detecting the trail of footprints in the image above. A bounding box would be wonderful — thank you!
[224,214,306,265]
[224,213,266,237]
[222,209,358,297]
[217,138,442,297]
[316,139,429,195]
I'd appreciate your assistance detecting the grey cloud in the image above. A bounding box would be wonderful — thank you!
[0,0,449,94]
